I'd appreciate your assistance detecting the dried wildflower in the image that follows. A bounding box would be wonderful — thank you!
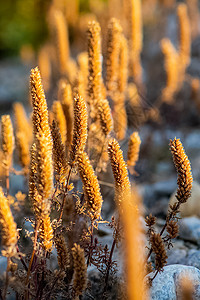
[87,21,102,107]
[145,214,156,228]
[161,38,179,103]
[98,99,113,136]
[128,0,143,83]
[39,214,53,251]
[78,151,103,221]
[53,10,70,75]
[58,80,73,148]
[35,131,53,201]
[118,34,128,95]
[119,190,147,300]
[170,138,193,204]
[77,52,88,100]
[54,233,70,270]
[15,132,30,169]
[13,102,32,144]
[150,233,168,272]
[52,100,67,145]
[106,18,122,93]
[108,138,131,205]
[177,3,191,68]
[38,45,51,92]
[1,115,15,168]
[51,120,68,180]
[69,94,88,164]
[113,104,127,140]
[30,67,52,149]
[166,220,179,239]
[72,243,87,297]
[0,187,18,257]
[127,131,141,171]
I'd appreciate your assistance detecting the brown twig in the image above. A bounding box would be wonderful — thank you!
[3,257,10,300]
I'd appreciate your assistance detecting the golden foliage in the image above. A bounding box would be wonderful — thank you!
[69,94,88,164]
[54,233,70,270]
[108,138,131,205]
[113,104,127,141]
[39,214,53,251]
[52,100,67,145]
[98,99,113,136]
[78,151,103,221]
[1,115,15,169]
[72,243,87,297]
[127,131,141,172]
[0,187,18,257]
[170,138,193,204]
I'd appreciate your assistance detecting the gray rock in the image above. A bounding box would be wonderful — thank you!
[149,265,200,300]
[182,250,200,270]
[179,216,200,245]
[167,249,187,265]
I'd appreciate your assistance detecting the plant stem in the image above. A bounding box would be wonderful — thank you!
[3,257,10,300]
[87,225,94,267]
[104,238,116,292]
[5,166,9,197]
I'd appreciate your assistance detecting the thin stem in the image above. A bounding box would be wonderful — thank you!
[3,257,10,300]
[16,245,28,271]
[57,166,72,223]
[104,238,116,292]
[25,221,40,300]
[87,225,94,267]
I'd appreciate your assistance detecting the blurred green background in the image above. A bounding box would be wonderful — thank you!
[0,0,105,57]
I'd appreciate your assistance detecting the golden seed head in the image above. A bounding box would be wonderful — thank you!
[72,243,87,297]
[170,138,193,204]
[127,131,141,168]
[78,151,103,221]
[108,138,131,205]
[113,103,127,140]
[16,131,30,168]
[39,214,53,251]
[13,102,32,144]
[51,120,68,179]
[150,232,168,271]
[35,131,54,201]
[106,18,122,93]
[52,100,67,145]
[54,233,70,270]
[177,3,191,68]
[118,34,128,94]
[53,9,70,75]
[0,187,18,256]
[98,99,113,136]
[69,94,88,164]
[1,115,15,156]
[87,21,102,106]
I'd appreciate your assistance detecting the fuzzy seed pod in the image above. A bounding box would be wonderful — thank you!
[51,120,68,179]
[30,67,52,149]
[39,214,53,251]
[38,45,51,92]
[16,131,30,169]
[87,21,102,107]
[52,100,67,145]
[150,233,168,272]
[108,138,131,205]
[177,3,191,68]
[13,102,32,144]
[118,34,128,95]
[127,131,141,170]
[98,99,113,136]
[0,187,18,257]
[77,52,88,101]
[78,151,103,221]
[170,138,193,204]
[161,38,179,103]
[1,115,15,168]
[113,103,127,140]
[128,0,143,83]
[72,243,87,297]
[54,233,70,270]
[106,18,122,93]
[53,10,70,75]
[69,95,88,164]
[35,131,54,201]
[58,80,73,149]
[178,275,194,300]
[166,220,179,239]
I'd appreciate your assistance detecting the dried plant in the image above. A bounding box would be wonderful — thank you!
[54,233,70,270]
[52,100,67,145]
[127,131,141,174]
[77,151,103,222]
[72,243,87,298]
[98,98,113,136]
